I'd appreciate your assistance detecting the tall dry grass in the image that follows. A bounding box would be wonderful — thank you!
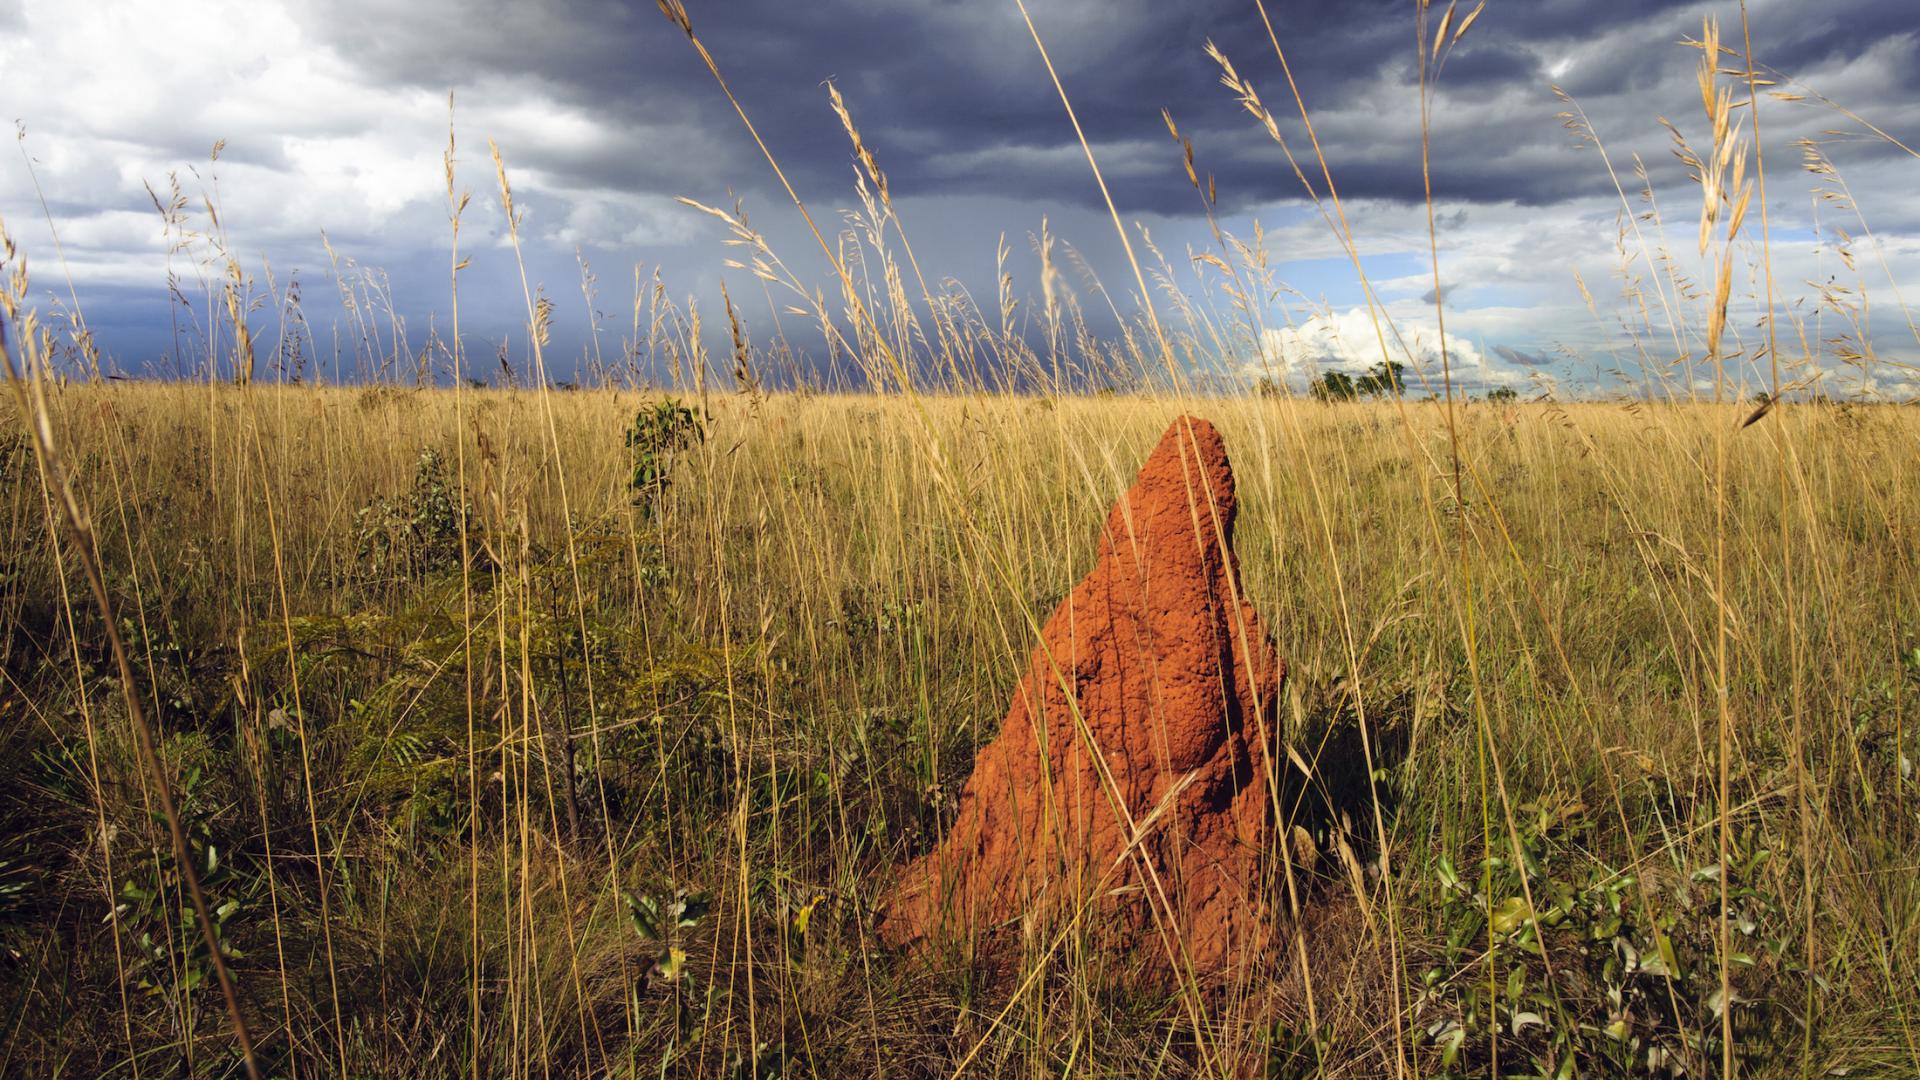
[1,379,1916,1075]
[0,3,1917,1078]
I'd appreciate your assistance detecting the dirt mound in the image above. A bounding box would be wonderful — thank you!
[883,416,1284,978]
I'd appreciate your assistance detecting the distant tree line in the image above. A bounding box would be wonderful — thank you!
[1309,361,1406,401]
[1255,361,1524,403]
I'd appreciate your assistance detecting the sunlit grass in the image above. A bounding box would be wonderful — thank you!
[1,3,1918,1077]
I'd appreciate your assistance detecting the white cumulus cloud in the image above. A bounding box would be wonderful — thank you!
[1252,308,1537,394]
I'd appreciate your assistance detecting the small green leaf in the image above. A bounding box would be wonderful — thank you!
[791,893,823,936]
[1491,896,1530,934]
[627,893,661,941]
[1640,937,1676,978]
[652,947,688,983]
[675,890,711,929]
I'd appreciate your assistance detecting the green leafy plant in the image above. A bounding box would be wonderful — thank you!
[625,397,705,517]
[112,750,246,1004]
[352,446,469,581]
[1416,797,1797,1077]
[627,882,711,991]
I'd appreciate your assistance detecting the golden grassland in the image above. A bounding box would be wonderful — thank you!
[2,1,1918,1074]
[2,383,1917,1076]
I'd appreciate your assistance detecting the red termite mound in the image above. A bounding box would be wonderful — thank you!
[883,416,1284,977]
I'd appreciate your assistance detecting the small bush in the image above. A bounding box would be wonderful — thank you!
[352,446,468,582]
[625,397,705,518]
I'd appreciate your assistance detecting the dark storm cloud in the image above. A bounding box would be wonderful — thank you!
[279,0,1481,212]
[287,0,1916,224]
[4,0,1912,385]
[1494,344,1552,367]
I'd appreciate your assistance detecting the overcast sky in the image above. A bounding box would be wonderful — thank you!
[1,0,1916,397]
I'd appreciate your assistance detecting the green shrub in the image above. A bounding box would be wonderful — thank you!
[625,398,705,518]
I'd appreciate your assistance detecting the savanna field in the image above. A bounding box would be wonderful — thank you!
[4,1,1920,1077]
[2,384,1916,1077]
